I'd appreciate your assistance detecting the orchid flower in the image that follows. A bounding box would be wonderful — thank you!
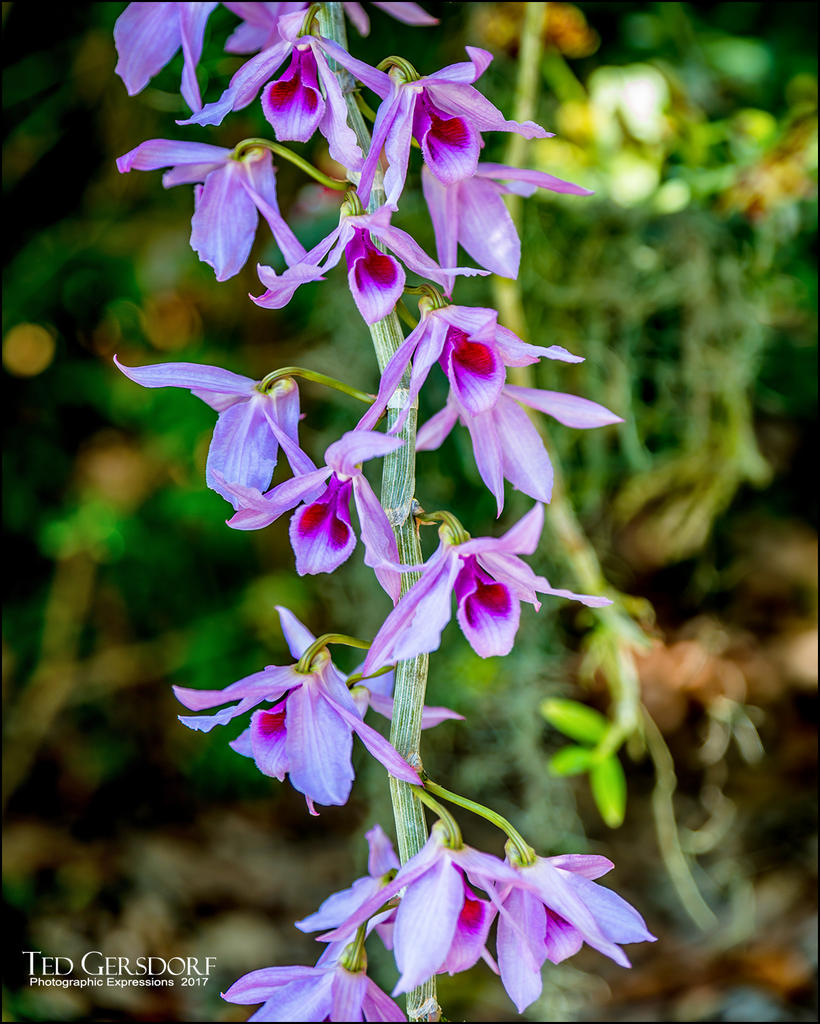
[174,607,420,812]
[417,384,623,515]
[496,853,656,1012]
[218,430,404,600]
[358,303,583,434]
[113,1,217,112]
[362,504,610,675]
[116,140,306,280]
[223,951,406,1022]
[253,204,487,325]
[325,46,549,208]
[296,824,401,952]
[113,356,313,507]
[422,162,594,293]
[178,10,364,170]
[319,822,525,995]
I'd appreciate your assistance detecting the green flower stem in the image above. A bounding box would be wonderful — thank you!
[259,366,374,405]
[295,633,370,674]
[233,138,349,190]
[412,786,462,848]
[423,779,536,865]
[317,4,436,1018]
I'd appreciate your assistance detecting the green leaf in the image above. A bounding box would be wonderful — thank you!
[590,755,627,828]
[539,698,609,745]
[548,745,595,777]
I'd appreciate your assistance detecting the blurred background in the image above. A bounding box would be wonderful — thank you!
[3,2,817,1021]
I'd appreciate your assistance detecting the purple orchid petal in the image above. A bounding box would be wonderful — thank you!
[414,95,481,187]
[239,150,307,266]
[353,83,406,206]
[330,964,368,1022]
[191,163,260,280]
[475,551,545,608]
[345,228,405,324]
[253,221,348,309]
[426,78,548,138]
[289,476,356,576]
[442,326,505,415]
[266,416,319,481]
[454,556,520,657]
[373,1,438,26]
[390,315,449,433]
[455,176,521,280]
[178,696,262,732]
[178,39,292,127]
[361,977,406,1023]
[296,875,383,933]
[315,37,392,97]
[492,394,554,505]
[250,702,290,779]
[416,398,459,451]
[424,46,493,86]
[326,694,421,786]
[556,871,656,946]
[547,854,615,879]
[366,823,400,876]
[369,216,488,290]
[497,889,547,1012]
[462,406,506,515]
[178,2,218,111]
[313,44,366,171]
[229,727,254,758]
[351,476,402,602]
[113,3,181,98]
[472,500,544,557]
[392,857,464,995]
[521,859,630,965]
[225,467,333,531]
[379,86,421,209]
[206,394,280,502]
[439,883,494,976]
[507,385,623,428]
[116,139,231,175]
[224,964,318,1004]
[275,605,316,659]
[437,304,498,339]
[173,665,296,713]
[544,914,585,963]
[477,161,594,196]
[362,546,461,673]
[493,324,583,366]
[262,46,324,142]
[285,681,354,806]
[251,971,336,1022]
[112,355,255,396]
[325,429,404,477]
[357,319,426,431]
[420,168,458,294]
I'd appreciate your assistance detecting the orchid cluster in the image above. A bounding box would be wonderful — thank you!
[113,2,654,1020]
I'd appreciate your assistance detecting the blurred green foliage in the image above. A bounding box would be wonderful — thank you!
[3,2,817,1022]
